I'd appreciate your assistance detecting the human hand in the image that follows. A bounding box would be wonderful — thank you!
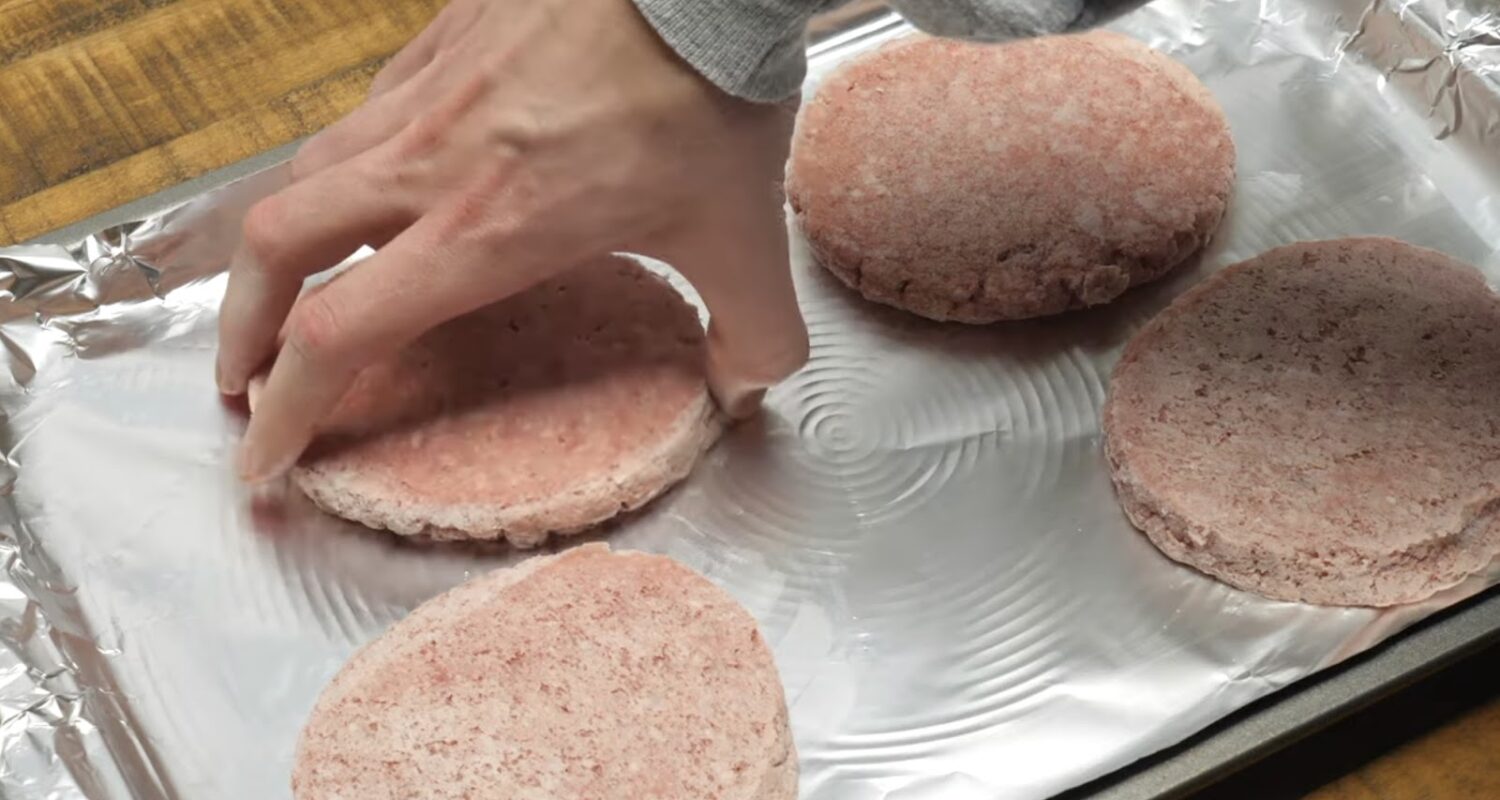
[215,0,809,483]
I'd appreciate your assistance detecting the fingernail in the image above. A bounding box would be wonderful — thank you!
[727,388,767,419]
[236,441,292,484]
[712,381,766,421]
[217,359,245,396]
[247,477,291,517]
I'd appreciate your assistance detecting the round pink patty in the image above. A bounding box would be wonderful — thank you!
[1104,238,1500,606]
[293,545,797,799]
[290,258,721,547]
[788,31,1235,322]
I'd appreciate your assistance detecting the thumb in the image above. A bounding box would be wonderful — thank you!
[650,199,808,419]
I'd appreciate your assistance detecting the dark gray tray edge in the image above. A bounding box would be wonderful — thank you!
[27,141,301,247]
[1073,586,1500,800]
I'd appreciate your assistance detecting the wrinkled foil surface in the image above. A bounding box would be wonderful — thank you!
[2,1,1500,798]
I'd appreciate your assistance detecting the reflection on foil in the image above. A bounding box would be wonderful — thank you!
[2,2,1500,799]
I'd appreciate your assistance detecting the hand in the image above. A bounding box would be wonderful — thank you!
[216,0,809,483]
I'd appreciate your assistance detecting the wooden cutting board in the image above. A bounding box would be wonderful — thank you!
[0,0,1495,798]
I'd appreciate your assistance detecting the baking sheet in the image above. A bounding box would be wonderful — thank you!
[3,0,1500,798]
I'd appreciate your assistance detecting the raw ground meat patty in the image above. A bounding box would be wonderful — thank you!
[287,257,721,547]
[1104,238,1500,606]
[787,31,1235,322]
[292,545,798,799]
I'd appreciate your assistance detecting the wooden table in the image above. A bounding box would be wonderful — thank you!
[1192,641,1498,800]
[0,0,442,243]
[0,0,1495,797]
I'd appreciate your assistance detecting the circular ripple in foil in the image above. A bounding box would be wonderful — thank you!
[818,519,1083,765]
[706,276,1025,535]
[228,478,511,648]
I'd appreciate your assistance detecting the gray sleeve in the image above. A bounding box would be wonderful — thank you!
[632,0,1149,102]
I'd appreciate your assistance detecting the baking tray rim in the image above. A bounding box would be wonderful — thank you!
[16,7,1500,797]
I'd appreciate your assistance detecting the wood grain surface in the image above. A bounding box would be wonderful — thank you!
[0,0,442,244]
[0,0,1495,797]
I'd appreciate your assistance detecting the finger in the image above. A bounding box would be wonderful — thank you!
[368,33,438,100]
[367,0,469,97]
[292,62,439,180]
[652,199,808,419]
[237,209,552,482]
[217,150,416,397]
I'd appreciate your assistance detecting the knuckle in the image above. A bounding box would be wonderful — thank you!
[285,292,350,366]
[433,183,500,241]
[398,94,474,159]
[394,71,499,159]
[396,114,445,160]
[445,190,492,233]
[375,139,426,196]
[493,107,543,154]
[438,167,530,244]
[240,199,288,271]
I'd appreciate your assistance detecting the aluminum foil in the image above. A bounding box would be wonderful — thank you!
[2,0,1500,798]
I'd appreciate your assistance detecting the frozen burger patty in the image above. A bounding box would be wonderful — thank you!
[788,31,1234,322]
[1104,238,1500,606]
[282,257,721,547]
[293,545,797,799]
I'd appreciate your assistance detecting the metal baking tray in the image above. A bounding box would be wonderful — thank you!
[2,0,1499,798]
